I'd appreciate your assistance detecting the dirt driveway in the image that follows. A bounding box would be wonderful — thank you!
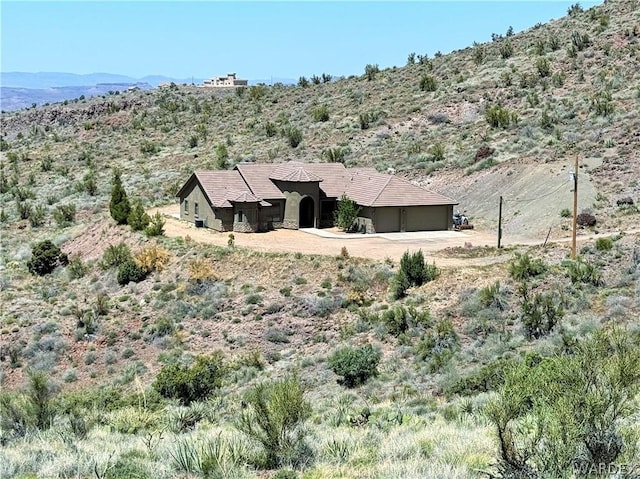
[154,206,507,265]
[153,206,636,266]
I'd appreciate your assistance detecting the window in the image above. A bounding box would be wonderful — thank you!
[184,200,189,214]
[194,202,199,217]
[237,210,244,222]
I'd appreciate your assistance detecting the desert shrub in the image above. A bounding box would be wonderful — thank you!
[535,57,551,77]
[419,75,437,92]
[322,146,346,164]
[571,30,591,51]
[100,242,132,269]
[428,143,445,161]
[518,284,564,339]
[312,105,329,122]
[153,353,226,405]
[376,304,431,336]
[52,203,76,226]
[265,121,277,137]
[364,63,380,81]
[591,90,614,117]
[485,105,518,128]
[576,211,597,226]
[334,194,360,232]
[499,41,514,59]
[188,258,218,283]
[127,200,150,231]
[358,111,379,130]
[446,355,543,396]
[560,208,571,218]
[67,255,88,279]
[237,375,312,468]
[485,329,640,478]
[478,281,508,311]
[564,257,604,286]
[595,237,613,251]
[414,319,459,372]
[27,240,69,276]
[117,259,148,285]
[134,245,170,273]
[391,250,438,299]
[109,169,130,225]
[508,252,546,281]
[328,343,381,387]
[29,204,46,227]
[283,126,302,148]
[145,211,165,236]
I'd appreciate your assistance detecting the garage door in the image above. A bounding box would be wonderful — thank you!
[375,207,400,233]
[406,206,448,231]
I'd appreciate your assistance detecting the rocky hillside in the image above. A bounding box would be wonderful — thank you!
[1,0,639,241]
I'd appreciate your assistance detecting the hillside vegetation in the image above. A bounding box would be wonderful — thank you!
[1,1,640,478]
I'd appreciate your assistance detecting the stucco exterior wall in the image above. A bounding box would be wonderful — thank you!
[258,200,284,230]
[233,205,259,233]
[275,181,320,229]
[179,181,218,230]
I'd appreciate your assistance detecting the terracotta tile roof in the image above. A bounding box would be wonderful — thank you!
[235,164,285,200]
[225,190,271,206]
[269,163,324,183]
[193,170,258,208]
[181,162,457,209]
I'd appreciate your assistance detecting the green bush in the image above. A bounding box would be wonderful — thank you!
[391,250,438,299]
[518,283,563,339]
[237,375,312,468]
[419,75,437,92]
[560,208,571,218]
[485,329,640,478]
[508,252,546,281]
[312,105,329,122]
[27,240,69,276]
[67,255,88,280]
[334,194,360,231]
[144,211,165,237]
[127,200,150,231]
[117,260,148,285]
[379,305,431,336]
[52,203,76,227]
[283,126,302,148]
[100,242,132,269]
[328,343,381,387]
[414,319,459,372]
[153,353,226,405]
[595,237,613,251]
[564,257,604,286]
[364,63,380,81]
[485,105,517,128]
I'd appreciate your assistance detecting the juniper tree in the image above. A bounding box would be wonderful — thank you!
[109,169,130,225]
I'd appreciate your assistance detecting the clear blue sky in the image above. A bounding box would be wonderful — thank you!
[2,1,602,80]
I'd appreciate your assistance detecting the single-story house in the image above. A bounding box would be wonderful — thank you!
[176,161,457,233]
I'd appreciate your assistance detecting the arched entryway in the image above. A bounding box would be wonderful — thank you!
[299,196,315,228]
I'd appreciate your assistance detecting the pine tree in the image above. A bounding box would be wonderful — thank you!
[109,169,130,225]
[127,199,150,231]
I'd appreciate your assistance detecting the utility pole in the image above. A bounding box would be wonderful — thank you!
[571,154,578,259]
[498,195,503,248]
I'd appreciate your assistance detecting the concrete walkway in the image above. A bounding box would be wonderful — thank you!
[300,228,471,241]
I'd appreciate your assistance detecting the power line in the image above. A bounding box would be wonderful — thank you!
[501,180,569,204]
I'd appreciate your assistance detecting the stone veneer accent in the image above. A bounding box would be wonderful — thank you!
[233,221,258,233]
[282,219,299,230]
